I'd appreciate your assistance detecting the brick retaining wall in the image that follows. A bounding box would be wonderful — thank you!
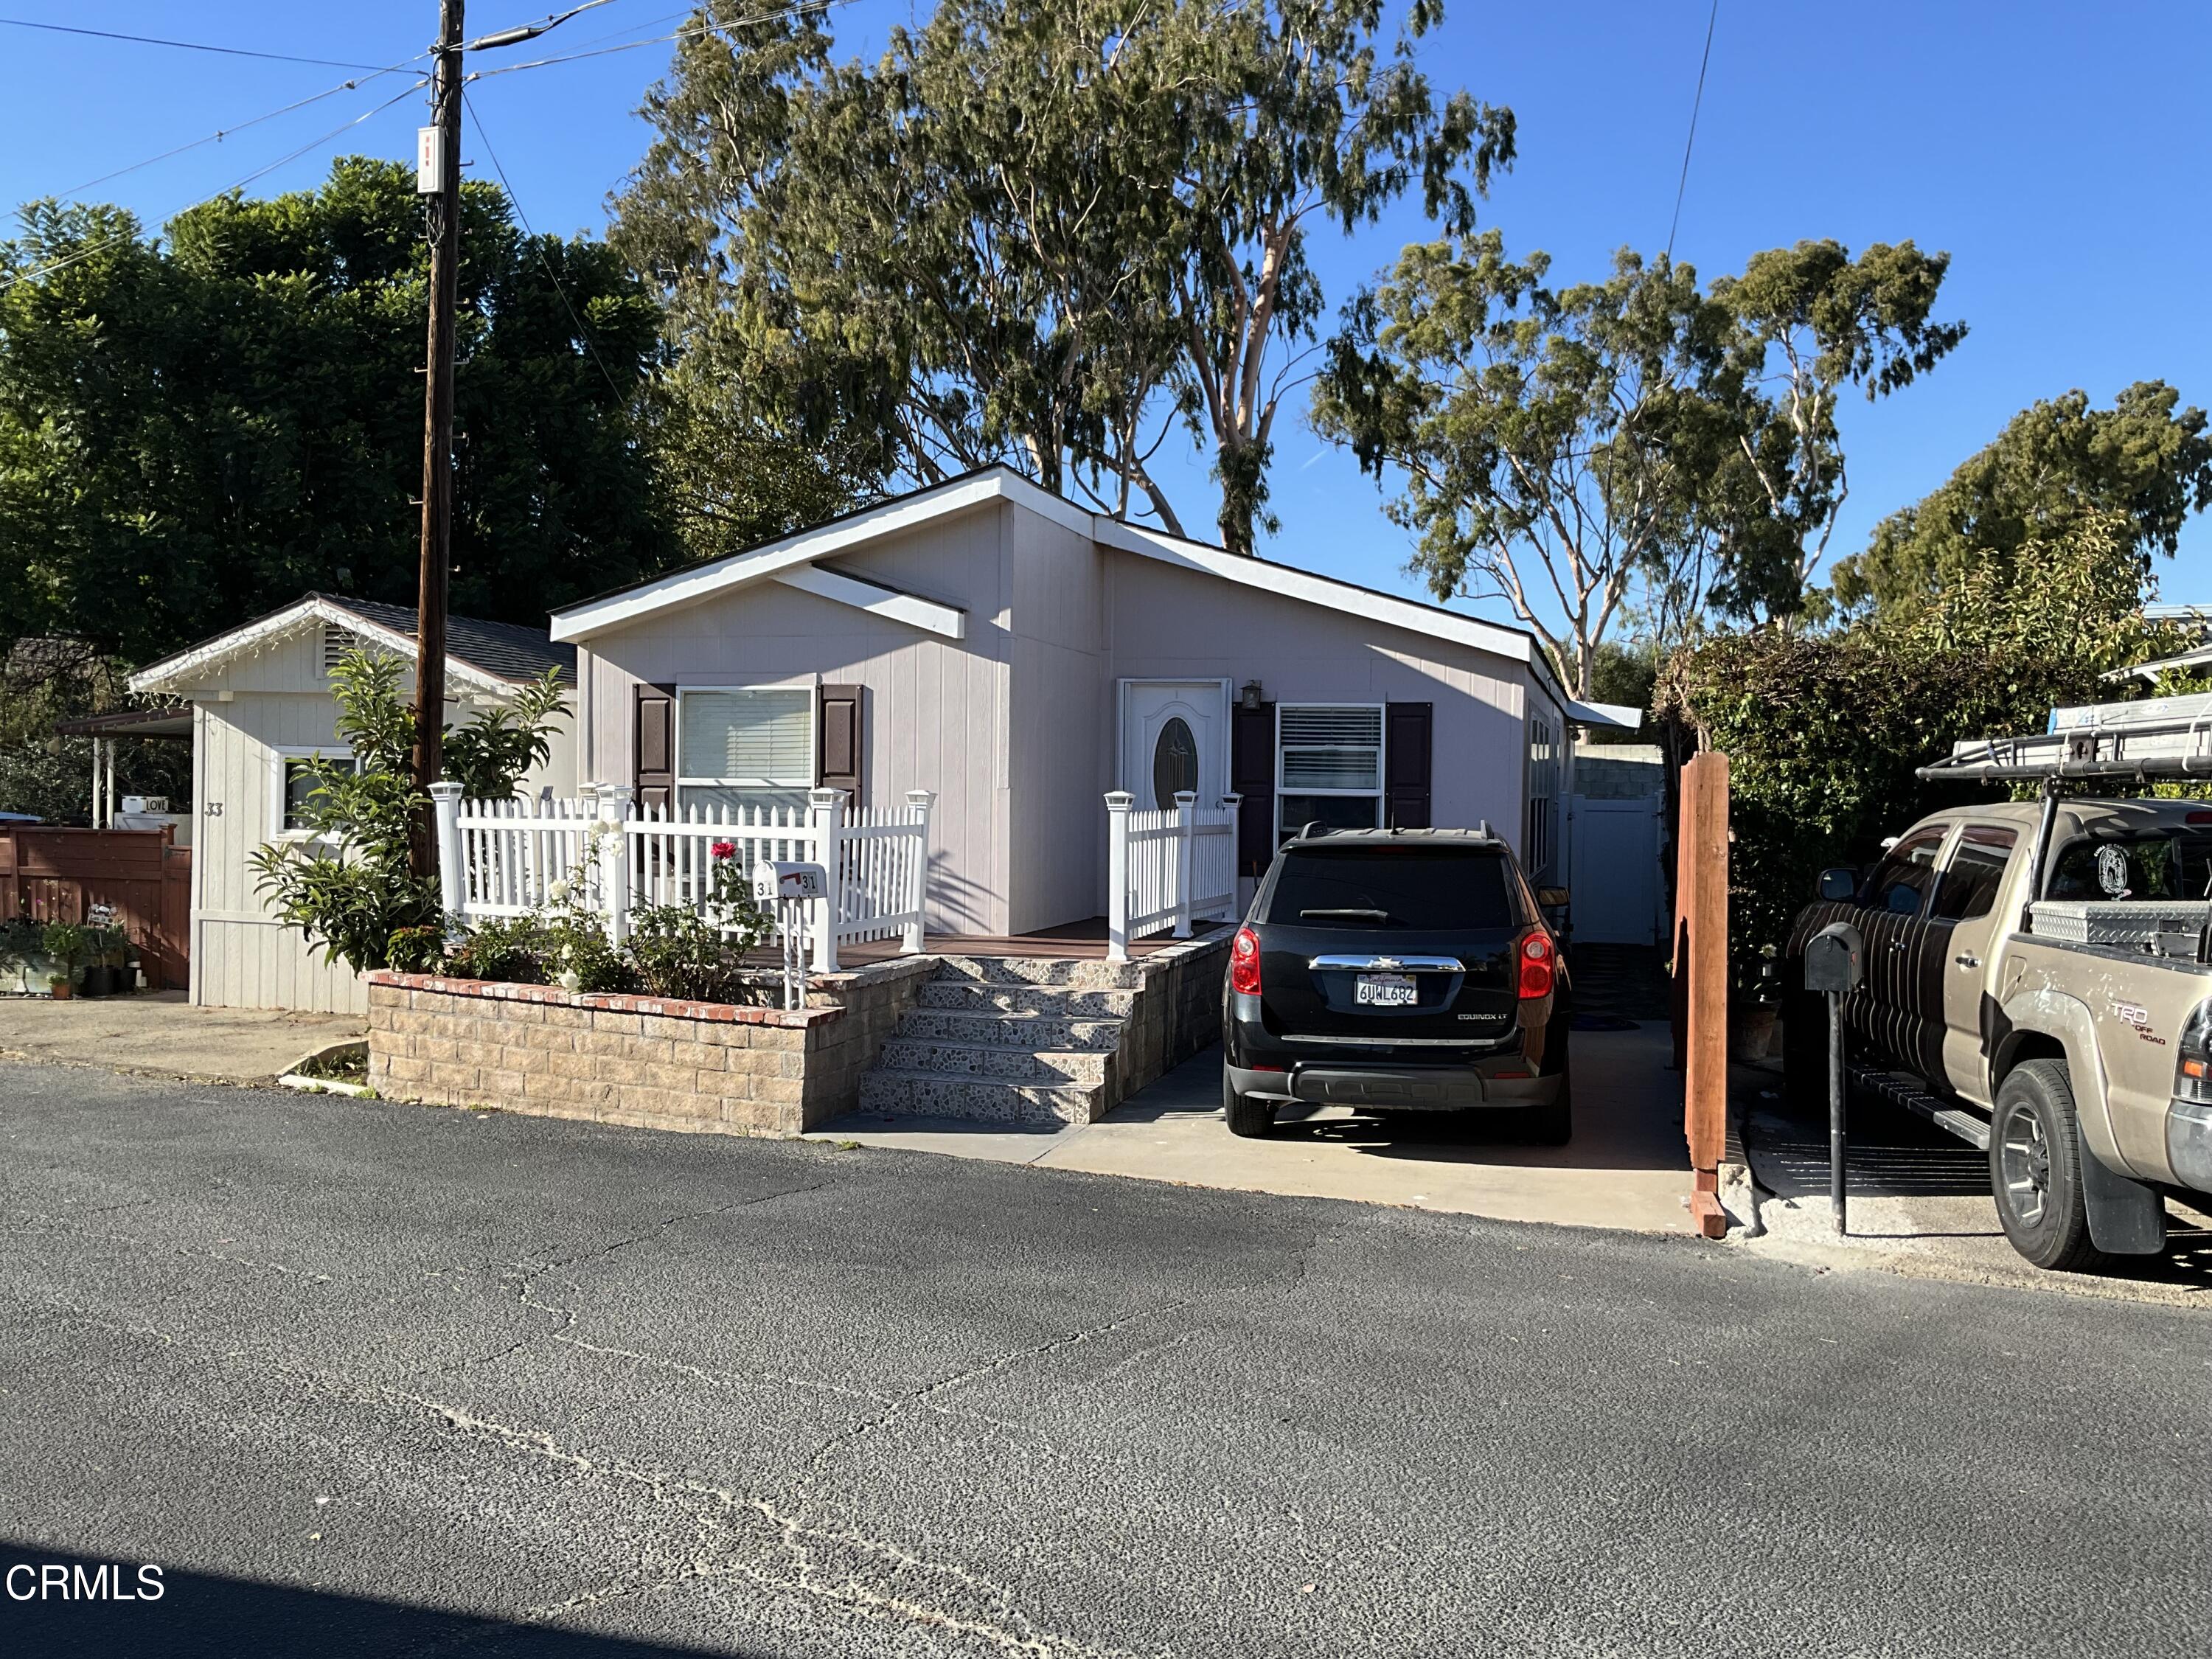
[365,957,933,1137]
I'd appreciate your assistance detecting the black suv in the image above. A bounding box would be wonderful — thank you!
[1222,827,1571,1141]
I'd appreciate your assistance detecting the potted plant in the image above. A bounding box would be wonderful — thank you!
[41,922,88,1000]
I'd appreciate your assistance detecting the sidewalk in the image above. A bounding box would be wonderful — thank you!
[813,1023,1699,1234]
[1735,1066,2212,1309]
[0,991,362,1085]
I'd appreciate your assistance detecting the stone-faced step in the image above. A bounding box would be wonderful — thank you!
[874,1038,1112,1086]
[855,1068,1102,1126]
[929,955,1144,991]
[893,1007,1126,1051]
[914,981,1139,1019]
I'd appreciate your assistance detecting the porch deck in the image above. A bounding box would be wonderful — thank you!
[836,917,1229,966]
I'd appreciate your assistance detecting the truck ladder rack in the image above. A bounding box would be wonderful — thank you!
[1921,692,2212,782]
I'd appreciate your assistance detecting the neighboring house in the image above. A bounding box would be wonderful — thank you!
[549,466,1635,939]
[128,594,577,1015]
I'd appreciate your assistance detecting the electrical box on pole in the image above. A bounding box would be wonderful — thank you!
[416,125,445,194]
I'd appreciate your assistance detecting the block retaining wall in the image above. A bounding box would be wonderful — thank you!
[365,957,933,1137]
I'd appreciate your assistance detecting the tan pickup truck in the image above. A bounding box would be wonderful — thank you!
[1784,796,2212,1270]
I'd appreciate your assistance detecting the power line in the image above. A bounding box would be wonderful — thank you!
[0,14,400,71]
[4,81,428,292]
[1664,0,1719,262]
[468,0,852,80]
[54,60,431,201]
[462,88,634,407]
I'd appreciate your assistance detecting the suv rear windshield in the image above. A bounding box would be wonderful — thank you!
[1263,845,1517,930]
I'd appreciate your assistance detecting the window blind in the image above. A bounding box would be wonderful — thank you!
[679,689,813,784]
[1279,706,1382,791]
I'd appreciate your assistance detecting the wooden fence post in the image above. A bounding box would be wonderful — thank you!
[1678,751,1731,1239]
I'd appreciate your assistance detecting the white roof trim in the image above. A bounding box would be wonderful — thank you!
[546,463,1567,695]
[774,566,967,639]
[1567,698,1642,730]
[128,596,510,698]
[550,473,1015,642]
[2104,644,2212,684]
[1091,517,1535,664]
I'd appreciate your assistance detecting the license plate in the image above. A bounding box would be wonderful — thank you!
[1355,973,1417,1007]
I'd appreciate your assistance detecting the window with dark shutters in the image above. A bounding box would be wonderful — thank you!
[1385,702,1433,829]
[1230,701,1276,875]
[633,682,675,813]
[818,684,863,807]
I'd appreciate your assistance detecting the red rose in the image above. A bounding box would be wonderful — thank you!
[709,840,737,860]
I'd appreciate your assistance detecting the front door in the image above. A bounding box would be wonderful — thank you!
[1121,681,1228,812]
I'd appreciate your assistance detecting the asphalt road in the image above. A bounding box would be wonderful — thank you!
[3,1060,2208,1659]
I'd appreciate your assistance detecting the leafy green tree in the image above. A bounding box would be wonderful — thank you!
[1313,237,1731,693]
[1830,381,2212,619]
[251,650,570,974]
[1701,240,1967,618]
[1658,512,2175,991]
[0,159,674,666]
[615,0,1512,552]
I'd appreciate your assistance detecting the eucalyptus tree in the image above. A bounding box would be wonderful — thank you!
[1313,236,1731,695]
[1830,380,2212,620]
[615,0,1513,550]
[1702,239,1966,617]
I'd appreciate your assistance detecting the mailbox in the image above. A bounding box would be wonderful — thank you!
[753,860,827,904]
[1803,921,1863,995]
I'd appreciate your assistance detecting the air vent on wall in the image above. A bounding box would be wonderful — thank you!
[322,624,358,673]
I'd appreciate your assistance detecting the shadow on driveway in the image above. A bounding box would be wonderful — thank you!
[2,1543,740,1659]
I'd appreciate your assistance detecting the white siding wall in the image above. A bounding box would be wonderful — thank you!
[577,502,1015,935]
[187,627,579,1015]
[1104,552,1531,875]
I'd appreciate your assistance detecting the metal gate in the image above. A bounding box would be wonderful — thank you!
[1568,796,1663,946]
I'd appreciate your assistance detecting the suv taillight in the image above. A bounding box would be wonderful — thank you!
[1230,925,1262,996]
[1517,931,1556,1000]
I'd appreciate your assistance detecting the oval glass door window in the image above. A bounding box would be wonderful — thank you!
[1152,716,1199,808]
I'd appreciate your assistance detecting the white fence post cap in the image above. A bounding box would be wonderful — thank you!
[1105,790,1135,810]
[428,782,465,801]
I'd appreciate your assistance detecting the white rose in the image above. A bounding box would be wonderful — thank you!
[547,879,570,903]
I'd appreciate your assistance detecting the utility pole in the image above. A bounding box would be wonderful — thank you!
[409,0,465,880]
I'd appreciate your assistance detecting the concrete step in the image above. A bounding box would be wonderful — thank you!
[929,955,1144,991]
[893,1007,1127,1051]
[855,1068,1103,1125]
[874,1038,1112,1086]
[914,981,1139,1019]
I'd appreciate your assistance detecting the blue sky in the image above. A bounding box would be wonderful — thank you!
[4,1,2208,633]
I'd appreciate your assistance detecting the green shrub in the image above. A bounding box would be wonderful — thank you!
[1658,513,2187,995]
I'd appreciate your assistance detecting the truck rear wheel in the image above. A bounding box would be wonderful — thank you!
[1989,1060,2109,1273]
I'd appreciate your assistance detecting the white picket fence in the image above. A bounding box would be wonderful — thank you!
[428,783,933,972]
[1105,790,1239,961]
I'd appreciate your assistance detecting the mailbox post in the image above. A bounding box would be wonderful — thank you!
[1802,921,1864,1234]
[754,860,828,1011]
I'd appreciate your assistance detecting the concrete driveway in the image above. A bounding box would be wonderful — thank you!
[814,1023,1697,1234]
[0,990,361,1085]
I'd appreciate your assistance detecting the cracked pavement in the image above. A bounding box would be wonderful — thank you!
[2,1060,2209,1658]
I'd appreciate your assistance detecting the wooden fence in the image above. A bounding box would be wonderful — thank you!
[1672,752,1730,1239]
[0,826,191,990]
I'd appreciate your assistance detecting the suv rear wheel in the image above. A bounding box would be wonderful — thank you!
[1527,1055,1573,1144]
[1989,1060,2108,1273]
[1223,1071,1274,1138]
